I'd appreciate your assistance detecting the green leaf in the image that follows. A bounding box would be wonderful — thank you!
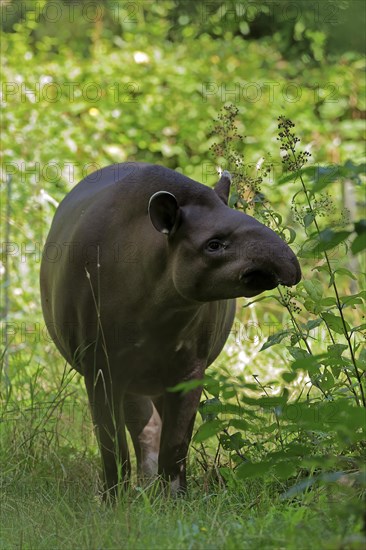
[327,344,348,357]
[319,297,337,307]
[354,219,366,234]
[205,374,221,398]
[228,190,239,208]
[277,166,315,186]
[323,355,352,369]
[284,400,366,436]
[272,213,282,225]
[322,312,350,335]
[297,236,319,258]
[236,460,271,479]
[282,371,297,383]
[264,423,279,434]
[300,229,351,257]
[228,419,249,431]
[282,444,314,457]
[287,347,311,360]
[290,333,302,346]
[199,397,221,421]
[318,368,335,391]
[291,355,322,375]
[219,431,245,451]
[351,233,366,254]
[341,296,363,307]
[334,268,357,280]
[194,419,223,443]
[357,348,366,371]
[350,323,366,335]
[221,387,237,399]
[311,165,340,192]
[302,318,323,331]
[317,229,351,253]
[260,330,292,351]
[303,212,315,228]
[312,265,329,273]
[303,279,323,302]
[312,265,332,282]
[282,226,297,244]
[271,460,299,479]
[304,298,323,315]
[241,393,288,408]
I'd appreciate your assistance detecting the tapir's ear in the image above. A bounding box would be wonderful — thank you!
[148,191,180,235]
[214,170,232,204]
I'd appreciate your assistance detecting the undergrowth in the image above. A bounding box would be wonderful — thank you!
[1,107,365,548]
[185,105,366,526]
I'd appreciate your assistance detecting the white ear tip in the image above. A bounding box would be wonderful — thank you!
[221,170,232,182]
[161,228,169,235]
[148,190,177,212]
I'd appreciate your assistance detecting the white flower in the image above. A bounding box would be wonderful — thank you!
[133,51,150,64]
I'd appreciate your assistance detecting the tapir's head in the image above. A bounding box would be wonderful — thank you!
[148,171,301,302]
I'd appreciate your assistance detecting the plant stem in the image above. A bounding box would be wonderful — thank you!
[253,375,285,450]
[288,146,365,407]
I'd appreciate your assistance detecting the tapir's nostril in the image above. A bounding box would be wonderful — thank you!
[240,254,301,292]
[240,268,279,290]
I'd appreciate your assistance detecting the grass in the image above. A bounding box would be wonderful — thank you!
[2,465,364,550]
[1,362,364,550]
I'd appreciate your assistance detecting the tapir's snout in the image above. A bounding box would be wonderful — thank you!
[240,256,301,290]
[237,228,301,297]
[280,254,302,287]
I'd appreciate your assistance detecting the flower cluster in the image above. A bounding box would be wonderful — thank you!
[209,104,243,161]
[280,289,302,314]
[277,116,311,172]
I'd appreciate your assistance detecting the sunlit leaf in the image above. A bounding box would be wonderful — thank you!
[322,313,350,335]
[303,279,323,302]
[193,420,223,443]
[260,330,292,351]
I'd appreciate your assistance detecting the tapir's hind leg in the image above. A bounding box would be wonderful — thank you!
[124,394,162,479]
[85,371,130,500]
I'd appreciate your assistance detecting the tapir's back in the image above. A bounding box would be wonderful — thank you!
[46,162,213,269]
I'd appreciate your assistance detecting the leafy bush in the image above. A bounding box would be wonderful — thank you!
[174,106,366,505]
[1,2,365,542]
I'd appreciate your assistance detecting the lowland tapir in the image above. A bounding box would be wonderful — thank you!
[40,162,301,498]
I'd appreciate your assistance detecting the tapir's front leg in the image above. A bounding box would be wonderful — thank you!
[85,371,130,500]
[158,386,202,494]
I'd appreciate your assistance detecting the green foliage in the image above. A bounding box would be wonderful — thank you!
[1,1,365,545]
[175,107,366,514]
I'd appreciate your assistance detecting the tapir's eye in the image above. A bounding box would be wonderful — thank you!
[206,240,226,252]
